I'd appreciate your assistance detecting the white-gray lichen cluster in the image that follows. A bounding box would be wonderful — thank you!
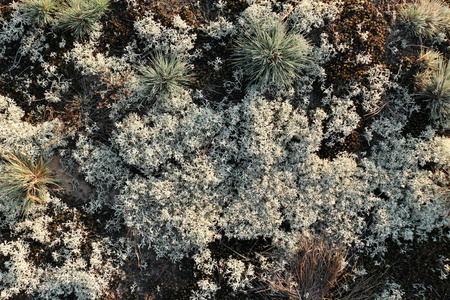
[1,0,450,298]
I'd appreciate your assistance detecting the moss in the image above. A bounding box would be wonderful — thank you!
[191,32,246,104]
[0,23,80,130]
[329,229,450,299]
[191,0,249,104]
[26,201,106,269]
[101,237,198,299]
[97,0,148,55]
[318,129,362,160]
[0,0,14,21]
[200,237,271,299]
[358,229,450,299]
[324,0,389,91]
[148,0,248,30]
[0,52,37,119]
[403,110,432,137]
[0,251,10,273]
[151,276,198,299]
[145,0,200,28]
[208,236,272,261]
[220,0,248,21]
[0,75,23,107]
[314,0,393,160]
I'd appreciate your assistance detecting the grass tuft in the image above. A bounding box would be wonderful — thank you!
[416,48,443,70]
[415,51,450,129]
[138,51,193,99]
[232,19,310,91]
[263,235,347,300]
[57,0,109,40]
[0,149,58,215]
[21,0,58,26]
[399,0,450,40]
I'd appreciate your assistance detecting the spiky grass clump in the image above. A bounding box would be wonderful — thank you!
[264,236,347,300]
[0,149,58,214]
[57,0,109,40]
[232,19,310,91]
[415,54,450,129]
[138,52,193,99]
[399,0,450,40]
[415,49,443,87]
[21,0,58,26]
[416,48,443,70]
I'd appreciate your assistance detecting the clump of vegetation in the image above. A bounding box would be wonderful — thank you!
[20,0,58,26]
[264,235,347,300]
[57,0,109,40]
[324,0,388,87]
[137,51,193,99]
[416,48,443,70]
[0,149,58,214]
[399,0,450,40]
[2,0,450,298]
[415,50,450,129]
[232,19,310,91]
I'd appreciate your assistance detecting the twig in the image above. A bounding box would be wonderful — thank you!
[134,227,140,267]
[201,141,212,160]
[9,48,23,73]
[155,259,170,282]
[281,2,302,23]
[364,102,388,119]
[218,260,226,286]
[220,242,251,262]
[122,227,141,267]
